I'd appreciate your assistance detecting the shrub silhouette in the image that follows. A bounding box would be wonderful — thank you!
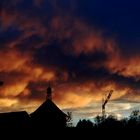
[75,111,140,129]
[76,119,94,128]
[66,112,73,127]
[127,110,140,128]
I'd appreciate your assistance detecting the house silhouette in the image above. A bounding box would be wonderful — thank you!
[0,111,29,129]
[30,84,67,128]
[0,84,67,129]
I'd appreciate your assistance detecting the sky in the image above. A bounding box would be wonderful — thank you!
[1,0,140,124]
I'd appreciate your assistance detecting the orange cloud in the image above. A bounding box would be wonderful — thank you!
[0,49,31,72]
[1,1,140,120]
[0,47,56,99]
[52,81,130,110]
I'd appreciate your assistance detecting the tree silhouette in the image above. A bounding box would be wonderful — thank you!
[94,115,104,127]
[94,115,123,129]
[66,112,73,127]
[76,119,94,128]
[127,110,140,128]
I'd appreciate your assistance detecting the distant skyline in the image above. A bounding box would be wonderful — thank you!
[1,0,140,123]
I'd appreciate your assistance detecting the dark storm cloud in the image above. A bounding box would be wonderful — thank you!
[2,0,140,54]
[75,0,140,36]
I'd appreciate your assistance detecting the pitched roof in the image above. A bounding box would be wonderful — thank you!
[30,99,67,118]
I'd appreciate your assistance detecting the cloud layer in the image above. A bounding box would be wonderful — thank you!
[0,0,140,121]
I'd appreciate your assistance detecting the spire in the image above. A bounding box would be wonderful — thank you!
[46,82,52,100]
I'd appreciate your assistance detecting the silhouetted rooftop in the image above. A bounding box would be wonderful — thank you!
[30,99,67,118]
[30,99,67,128]
[0,111,29,119]
[0,111,30,128]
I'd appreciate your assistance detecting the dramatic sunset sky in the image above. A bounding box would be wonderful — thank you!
[1,0,140,123]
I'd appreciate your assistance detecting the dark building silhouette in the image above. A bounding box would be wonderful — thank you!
[0,111,30,129]
[30,84,67,128]
[0,84,67,129]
